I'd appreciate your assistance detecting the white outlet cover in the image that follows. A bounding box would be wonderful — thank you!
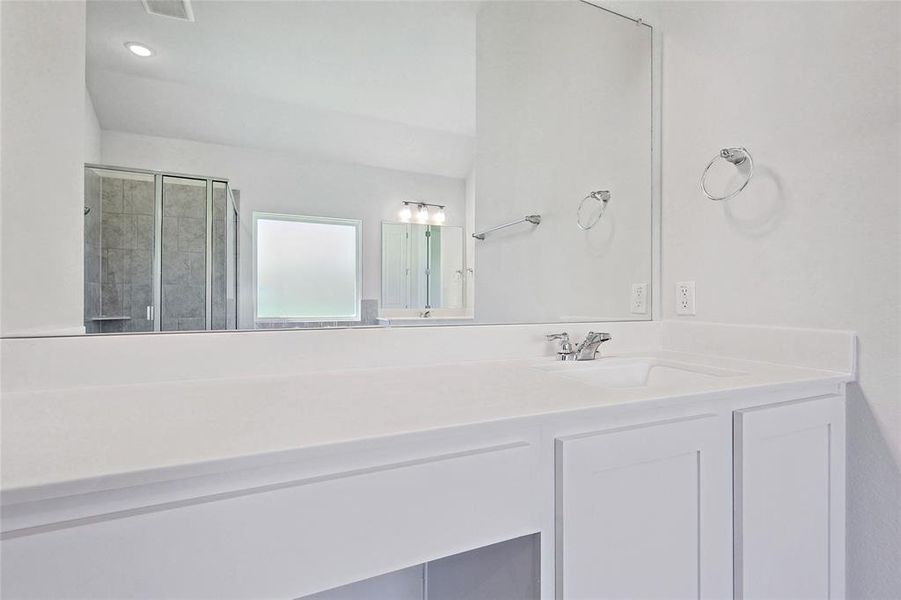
[631,283,649,314]
[675,281,696,316]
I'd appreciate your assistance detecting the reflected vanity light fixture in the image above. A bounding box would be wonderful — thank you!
[398,201,446,224]
[124,42,155,57]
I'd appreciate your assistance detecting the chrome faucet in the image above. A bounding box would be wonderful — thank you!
[546,331,612,361]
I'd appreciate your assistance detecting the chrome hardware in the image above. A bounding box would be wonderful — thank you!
[577,190,611,231]
[547,331,612,361]
[473,215,541,240]
[546,332,573,359]
[700,146,754,201]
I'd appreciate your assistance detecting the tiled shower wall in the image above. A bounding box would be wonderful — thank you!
[211,183,227,330]
[83,171,102,333]
[161,180,207,331]
[99,176,155,333]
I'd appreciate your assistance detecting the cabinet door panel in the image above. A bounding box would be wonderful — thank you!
[734,395,845,600]
[555,415,732,600]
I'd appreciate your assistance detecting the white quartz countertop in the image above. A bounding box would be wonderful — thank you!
[1,351,851,494]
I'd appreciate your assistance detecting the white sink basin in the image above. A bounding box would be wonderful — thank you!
[536,357,745,389]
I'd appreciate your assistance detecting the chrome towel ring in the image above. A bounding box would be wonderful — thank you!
[700,147,754,201]
[577,190,610,230]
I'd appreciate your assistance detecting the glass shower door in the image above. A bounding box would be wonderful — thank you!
[160,176,208,331]
[211,181,238,330]
[85,165,239,334]
[83,167,156,333]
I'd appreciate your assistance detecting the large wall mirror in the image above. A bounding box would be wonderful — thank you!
[8,0,654,336]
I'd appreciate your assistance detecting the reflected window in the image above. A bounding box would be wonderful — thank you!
[253,213,361,322]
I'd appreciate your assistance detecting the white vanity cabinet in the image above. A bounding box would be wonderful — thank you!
[734,395,846,600]
[553,393,846,600]
[554,414,734,599]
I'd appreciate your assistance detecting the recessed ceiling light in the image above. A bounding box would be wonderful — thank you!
[124,42,154,58]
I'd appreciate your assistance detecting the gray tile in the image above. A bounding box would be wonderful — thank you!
[127,285,153,333]
[101,320,127,334]
[85,208,102,246]
[101,178,124,213]
[129,248,153,282]
[84,282,102,320]
[177,318,205,331]
[162,284,205,319]
[124,180,154,215]
[130,284,153,314]
[212,266,225,295]
[102,213,135,249]
[211,285,226,329]
[135,215,155,250]
[178,217,206,252]
[127,318,153,333]
[163,184,205,219]
[120,284,133,314]
[361,298,379,325]
[84,245,101,285]
[162,216,179,254]
[187,251,205,283]
[101,283,124,315]
[162,250,190,285]
[102,248,128,284]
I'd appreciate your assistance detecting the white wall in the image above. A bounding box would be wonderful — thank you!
[0,0,86,336]
[101,131,466,327]
[475,2,653,323]
[84,88,101,164]
[655,2,900,597]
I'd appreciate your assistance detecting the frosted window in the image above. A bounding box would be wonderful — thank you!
[255,214,361,321]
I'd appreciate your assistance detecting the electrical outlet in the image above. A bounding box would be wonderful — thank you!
[631,283,648,314]
[675,281,696,315]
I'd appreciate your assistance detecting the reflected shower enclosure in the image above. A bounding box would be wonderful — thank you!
[83,166,238,333]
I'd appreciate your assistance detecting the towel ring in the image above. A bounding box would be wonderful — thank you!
[700,147,754,201]
[577,190,610,230]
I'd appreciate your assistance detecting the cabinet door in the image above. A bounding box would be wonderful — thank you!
[734,395,845,600]
[555,414,732,600]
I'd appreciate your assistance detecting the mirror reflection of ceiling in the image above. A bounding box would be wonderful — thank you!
[86,0,478,178]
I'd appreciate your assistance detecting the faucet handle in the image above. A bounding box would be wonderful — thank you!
[547,332,574,359]
[585,331,612,343]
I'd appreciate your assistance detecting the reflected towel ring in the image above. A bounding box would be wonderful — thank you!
[577,190,610,230]
[700,147,754,201]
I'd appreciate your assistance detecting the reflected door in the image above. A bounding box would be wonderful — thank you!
[381,223,411,309]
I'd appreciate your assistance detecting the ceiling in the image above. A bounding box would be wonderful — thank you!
[86,1,478,178]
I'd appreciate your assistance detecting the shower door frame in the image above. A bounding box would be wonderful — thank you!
[85,164,239,333]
